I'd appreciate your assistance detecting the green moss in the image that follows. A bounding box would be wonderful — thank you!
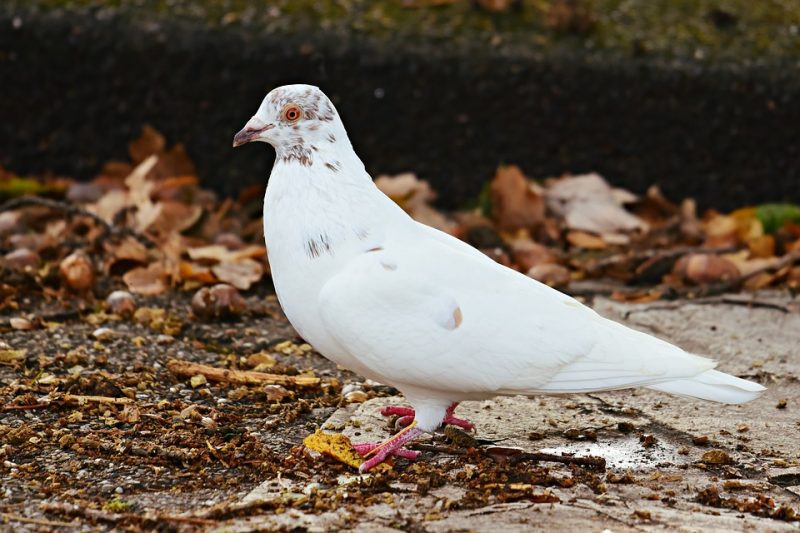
[102,497,131,512]
[11,0,800,62]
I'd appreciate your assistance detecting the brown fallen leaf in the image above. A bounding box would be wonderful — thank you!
[212,259,263,290]
[375,173,454,232]
[117,403,141,423]
[509,236,557,271]
[59,252,94,291]
[566,230,607,250]
[129,125,166,164]
[187,244,266,264]
[147,201,204,235]
[527,263,571,287]
[180,261,217,284]
[123,263,169,295]
[490,165,545,232]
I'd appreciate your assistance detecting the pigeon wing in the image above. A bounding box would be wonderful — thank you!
[318,226,717,396]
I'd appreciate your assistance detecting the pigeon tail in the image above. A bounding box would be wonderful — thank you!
[646,369,765,404]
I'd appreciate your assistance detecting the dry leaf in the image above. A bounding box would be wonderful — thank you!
[123,263,169,295]
[147,201,204,235]
[375,173,454,232]
[59,252,94,291]
[303,430,364,469]
[0,348,26,364]
[490,165,545,232]
[212,259,263,290]
[509,237,557,271]
[546,173,646,237]
[129,125,166,164]
[566,230,607,250]
[527,263,570,287]
[187,244,266,264]
[179,261,217,284]
[118,403,141,423]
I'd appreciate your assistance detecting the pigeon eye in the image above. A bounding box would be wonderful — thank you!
[283,106,302,122]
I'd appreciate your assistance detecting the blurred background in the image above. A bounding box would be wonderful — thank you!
[1,0,799,209]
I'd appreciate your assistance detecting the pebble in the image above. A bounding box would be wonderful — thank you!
[106,290,137,318]
[92,327,116,341]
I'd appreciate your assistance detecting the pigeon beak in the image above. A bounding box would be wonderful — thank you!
[233,117,275,147]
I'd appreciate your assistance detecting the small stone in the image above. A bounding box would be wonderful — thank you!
[92,327,116,341]
[640,434,656,448]
[190,375,207,388]
[263,384,291,402]
[693,435,710,446]
[156,334,174,345]
[344,390,368,403]
[9,317,33,331]
[702,449,732,465]
[563,428,582,440]
[106,290,137,318]
[191,284,247,320]
[776,399,787,409]
[617,422,635,433]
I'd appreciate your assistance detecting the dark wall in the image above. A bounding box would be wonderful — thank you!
[2,9,799,210]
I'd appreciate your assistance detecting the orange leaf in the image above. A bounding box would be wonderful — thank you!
[566,230,607,250]
[303,430,364,470]
[490,165,545,232]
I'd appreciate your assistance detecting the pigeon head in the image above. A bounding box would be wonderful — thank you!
[233,84,343,167]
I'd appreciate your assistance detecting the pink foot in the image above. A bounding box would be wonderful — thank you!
[380,403,475,431]
[356,426,424,473]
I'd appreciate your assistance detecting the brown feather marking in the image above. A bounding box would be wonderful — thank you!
[450,307,463,330]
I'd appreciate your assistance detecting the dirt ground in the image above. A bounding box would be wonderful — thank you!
[1,287,798,532]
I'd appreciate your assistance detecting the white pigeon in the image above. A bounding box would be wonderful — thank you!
[233,84,766,473]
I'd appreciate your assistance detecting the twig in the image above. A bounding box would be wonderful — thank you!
[624,296,794,318]
[1,402,50,412]
[0,512,76,528]
[40,502,219,527]
[167,359,320,387]
[675,250,800,299]
[578,245,738,277]
[510,451,607,471]
[78,437,197,464]
[0,196,154,248]
[62,394,134,406]
[40,502,124,525]
[206,439,231,468]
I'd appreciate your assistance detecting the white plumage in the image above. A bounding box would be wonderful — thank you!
[234,84,765,470]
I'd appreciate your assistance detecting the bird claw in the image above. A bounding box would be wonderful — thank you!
[353,442,420,461]
[380,404,475,431]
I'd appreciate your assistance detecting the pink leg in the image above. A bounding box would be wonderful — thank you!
[380,403,474,431]
[352,442,419,460]
[356,424,424,473]
[444,403,475,431]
